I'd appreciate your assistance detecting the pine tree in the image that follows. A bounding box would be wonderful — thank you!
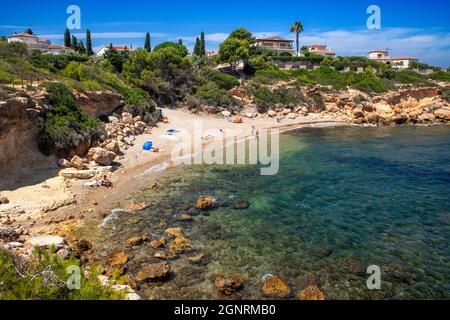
[193,37,200,56]
[200,31,206,56]
[86,29,93,55]
[71,35,78,51]
[144,32,151,52]
[78,40,86,54]
[64,28,71,48]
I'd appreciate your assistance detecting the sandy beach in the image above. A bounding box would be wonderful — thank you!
[0,109,346,237]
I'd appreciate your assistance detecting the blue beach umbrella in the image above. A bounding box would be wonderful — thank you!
[143,141,153,151]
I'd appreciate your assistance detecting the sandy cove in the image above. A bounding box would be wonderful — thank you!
[0,109,346,238]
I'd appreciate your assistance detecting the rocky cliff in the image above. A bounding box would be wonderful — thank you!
[74,91,124,118]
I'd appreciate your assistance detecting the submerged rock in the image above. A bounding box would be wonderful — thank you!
[343,257,367,276]
[262,276,291,298]
[126,203,148,212]
[387,264,416,284]
[106,251,128,276]
[215,275,244,295]
[298,285,326,300]
[127,235,149,246]
[233,199,251,210]
[188,253,210,265]
[169,235,193,255]
[148,238,166,249]
[136,262,171,282]
[196,197,216,210]
[165,227,183,238]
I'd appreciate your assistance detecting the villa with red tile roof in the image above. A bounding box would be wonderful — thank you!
[96,45,136,56]
[8,32,70,54]
[368,49,418,69]
[307,44,336,57]
[254,36,296,56]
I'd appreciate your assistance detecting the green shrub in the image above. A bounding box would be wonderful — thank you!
[442,89,450,102]
[153,42,188,57]
[203,68,239,90]
[60,62,89,81]
[253,65,291,84]
[391,70,431,85]
[38,82,104,154]
[0,41,28,57]
[0,249,124,300]
[429,70,450,82]
[352,68,388,93]
[191,81,237,108]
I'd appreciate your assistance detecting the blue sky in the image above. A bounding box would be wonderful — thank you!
[1,0,450,67]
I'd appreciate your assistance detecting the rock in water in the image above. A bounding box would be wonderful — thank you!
[169,236,192,255]
[136,262,171,282]
[106,251,128,276]
[233,199,251,210]
[262,276,291,298]
[127,235,149,246]
[165,227,183,238]
[88,147,116,166]
[27,235,66,249]
[215,275,244,295]
[196,197,216,210]
[298,285,326,300]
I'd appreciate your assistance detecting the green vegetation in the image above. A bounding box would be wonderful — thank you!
[144,32,151,52]
[442,88,450,103]
[153,42,188,57]
[0,249,124,300]
[429,70,450,81]
[38,82,104,154]
[250,84,305,113]
[219,32,250,70]
[187,81,237,110]
[202,68,239,90]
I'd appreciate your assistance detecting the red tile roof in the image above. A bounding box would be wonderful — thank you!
[11,33,38,38]
[48,45,66,49]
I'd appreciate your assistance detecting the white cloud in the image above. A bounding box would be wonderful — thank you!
[40,32,169,40]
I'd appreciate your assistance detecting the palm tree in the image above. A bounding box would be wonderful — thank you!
[290,21,304,57]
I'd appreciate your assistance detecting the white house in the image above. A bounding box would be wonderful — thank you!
[8,32,70,54]
[96,45,135,57]
[254,36,296,56]
[307,44,336,57]
[368,50,418,69]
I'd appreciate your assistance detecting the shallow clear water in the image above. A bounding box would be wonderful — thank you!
[79,126,450,300]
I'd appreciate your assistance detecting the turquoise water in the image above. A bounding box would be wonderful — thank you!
[81,126,450,300]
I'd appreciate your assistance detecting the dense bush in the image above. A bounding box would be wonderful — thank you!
[390,70,432,85]
[0,41,28,57]
[0,249,124,300]
[442,88,450,103]
[187,81,237,109]
[38,82,104,154]
[250,84,305,113]
[202,68,239,90]
[153,42,188,57]
[429,70,450,81]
